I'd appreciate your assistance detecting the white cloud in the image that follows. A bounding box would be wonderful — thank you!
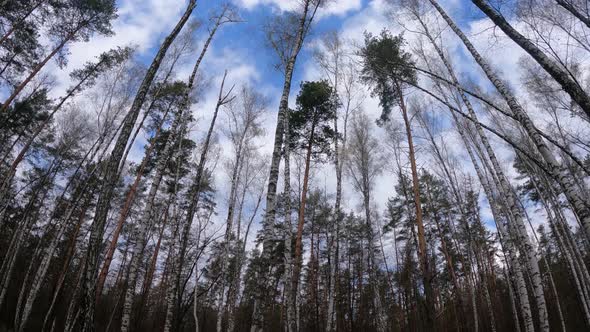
[233,0,362,18]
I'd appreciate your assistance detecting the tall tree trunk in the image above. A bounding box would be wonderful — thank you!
[216,114,249,332]
[431,78,535,331]
[470,0,590,118]
[473,137,536,332]
[291,120,316,322]
[327,57,343,332]
[281,113,297,332]
[426,3,590,331]
[121,124,178,331]
[555,0,590,28]
[77,2,197,330]
[120,72,214,332]
[251,2,319,329]
[117,45,184,175]
[396,83,434,329]
[525,157,590,327]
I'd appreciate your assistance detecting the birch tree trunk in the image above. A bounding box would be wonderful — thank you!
[430,0,590,242]
[472,138,536,332]
[471,0,590,118]
[425,3,590,330]
[525,157,590,326]
[555,0,590,28]
[121,25,228,329]
[77,2,197,330]
[281,114,297,332]
[326,50,342,332]
[216,99,251,331]
[252,3,318,329]
[431,81,535,331]
[119,107,184,332]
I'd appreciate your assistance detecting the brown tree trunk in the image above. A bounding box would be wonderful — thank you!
[396,82,434,328]
[291,120,316,317]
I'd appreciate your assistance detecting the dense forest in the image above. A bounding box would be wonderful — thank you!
[1,0,590,331]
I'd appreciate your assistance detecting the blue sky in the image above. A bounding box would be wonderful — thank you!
[119,0,489,96]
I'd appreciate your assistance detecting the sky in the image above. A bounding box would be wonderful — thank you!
[40,0,590,259]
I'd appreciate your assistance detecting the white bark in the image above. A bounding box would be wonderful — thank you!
[282,113,296,332]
